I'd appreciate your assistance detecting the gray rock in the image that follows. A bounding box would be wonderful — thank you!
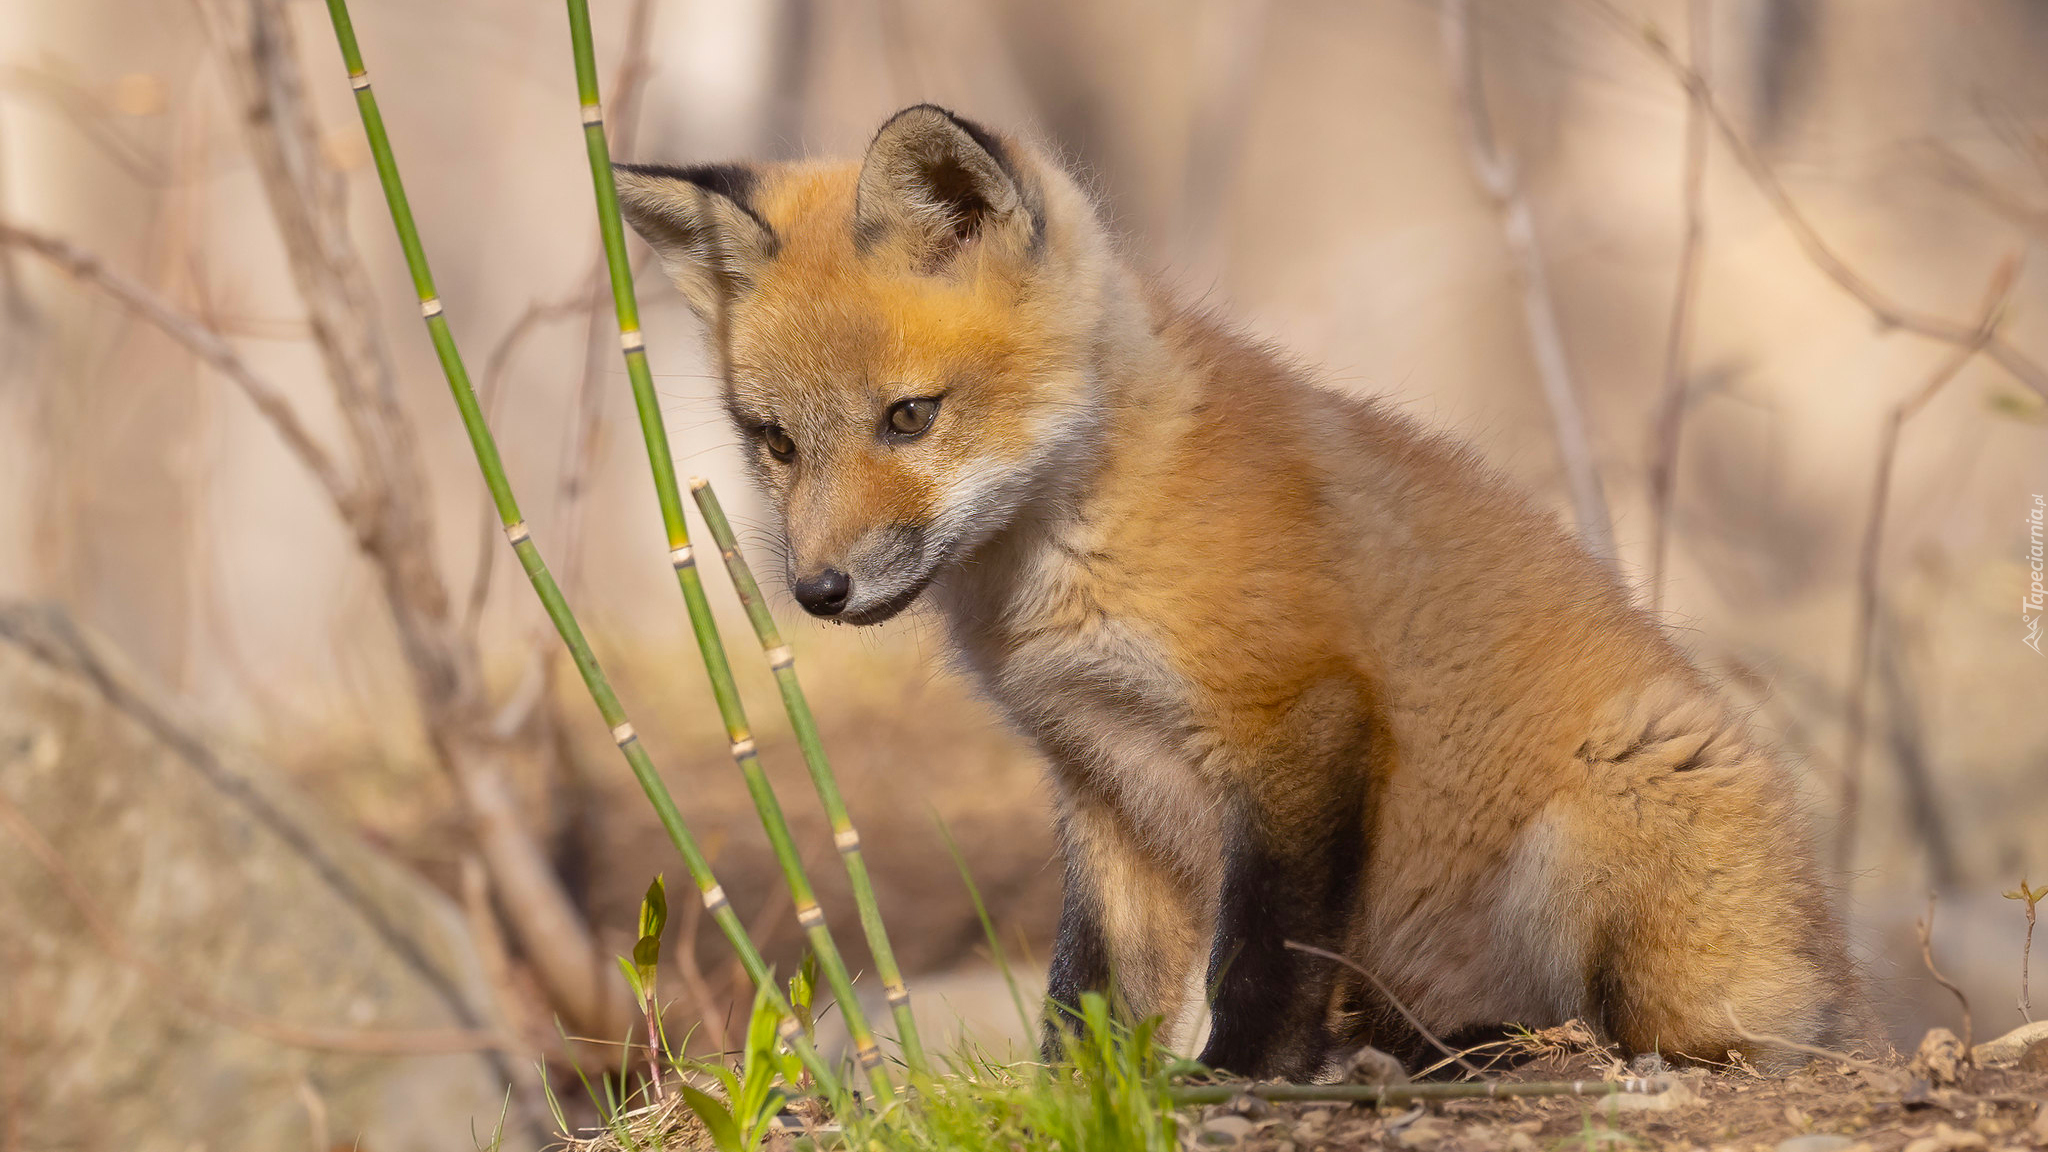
[0,605,530,1152]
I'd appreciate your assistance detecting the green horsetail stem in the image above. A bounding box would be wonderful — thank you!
[1167,1078,1675,1107]
[559,0,897,1101]
[689,479,929,1074]
[317,0,844,1102]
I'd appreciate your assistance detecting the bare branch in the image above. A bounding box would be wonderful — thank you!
[191,0,630,1042]
[1919,893,1976,1058]
[463,290,591,641]
[0,220,358,519]
[668,860,731,1057]
[1584,0,2048,403]
[0,64,171,186]
[1285,940,1491,1079]
[1723,1003,1889,1072]
[556,0,663,602]
[1837,257,2017,871]
[1647,0,1712,612]
[477,0,660,639]
[1925,142,2048,240]
[1440,0,1618,569]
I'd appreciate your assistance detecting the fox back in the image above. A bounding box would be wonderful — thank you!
[618,105,1867,1080]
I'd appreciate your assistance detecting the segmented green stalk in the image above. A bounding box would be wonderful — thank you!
[1168,1078,1673,1106]
[690,479,928,1073]
[559,0,896,1100]
[318,0,842,1101]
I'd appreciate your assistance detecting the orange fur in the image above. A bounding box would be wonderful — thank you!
[617,105,1868,1078]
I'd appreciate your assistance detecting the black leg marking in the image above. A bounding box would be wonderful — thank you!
[1196,792,1367,1080]
[1041,855,1112,1062]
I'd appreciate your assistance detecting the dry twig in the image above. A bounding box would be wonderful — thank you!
[0,220,355,515]
[555,0,661,603]
[1724,1003,1890,1073]
[1646,0,1712,611]
[1441,0,1618,569]
[1285,940,1491,1079]
[462,289,592,640]
[1838,258,2018,869]
[1919,893,1976,1060]
[669,852,731,1057]
[1585,0,2048,402]
[2005,879,2043,1023]
[1926,142,2048,241]
[187,0,629,1042]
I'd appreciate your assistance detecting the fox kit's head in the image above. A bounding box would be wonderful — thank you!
[617,105,1117,624]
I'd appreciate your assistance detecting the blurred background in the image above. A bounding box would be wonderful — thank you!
[2,0,2045,1148]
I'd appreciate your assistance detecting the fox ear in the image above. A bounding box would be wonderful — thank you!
[854,105,1040,268]
[613,163,777,325]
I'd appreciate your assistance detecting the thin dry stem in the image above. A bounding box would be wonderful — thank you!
[189,0,630,1042]
[2025,914,2036,1024]
[463,289,592,640]
[1285,940,1491,1079]
[484,0,659,755]
[1837,257,2018,871]
[1586,0,2048,403]
[639,989,666,1102]
[1441,0,1618,569]
[0,63,170,185]
[669,858,731,1057]
[554,0,661,603]
[2025,906,2036,1024]
[2009,880,2041,1024]
[1647,0,1712,612]
[0,789,512,1056]
[295,1080,330,1152]
[1919,894,1976,1060]
[0,220,356,516]
[1927,142,2048,240]
[457,855,559,1129]
[1723,1003,1889,1073]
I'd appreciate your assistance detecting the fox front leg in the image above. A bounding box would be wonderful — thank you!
[1041,858,1110,1059]
[1197,681,1377,1081]
[1041,787,1204,1061]
[1196,790,1369,1079]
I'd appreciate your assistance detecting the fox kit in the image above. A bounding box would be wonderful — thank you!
[617,105,1864,1079]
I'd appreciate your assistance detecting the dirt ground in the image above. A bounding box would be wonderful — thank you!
[1194,1028,2048,1152]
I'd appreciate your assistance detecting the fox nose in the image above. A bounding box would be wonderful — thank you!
[792,568,851,617]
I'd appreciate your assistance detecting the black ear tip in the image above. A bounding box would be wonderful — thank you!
[610,162,761,211]
[874,103,1000,150]
[879,102,963,128]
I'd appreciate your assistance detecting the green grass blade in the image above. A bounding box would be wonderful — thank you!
[558,0,894,1102]
[316,0,842,1104]
[690,478,930,1075]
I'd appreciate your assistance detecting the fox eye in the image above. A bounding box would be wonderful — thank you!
[760,424,796,461]
[885,397,940,439]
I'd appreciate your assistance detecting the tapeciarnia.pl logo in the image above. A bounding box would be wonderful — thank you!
[2027,494,2045,656]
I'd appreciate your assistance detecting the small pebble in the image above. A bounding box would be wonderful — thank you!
[1911,1028,1964,1086]
[1394,1117,1450,1149]
[1776,1136,1856,1152]
[1630,1052,1672,1076]
[1900,1122,1987,1152]
[1198,1114,1255,1145]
